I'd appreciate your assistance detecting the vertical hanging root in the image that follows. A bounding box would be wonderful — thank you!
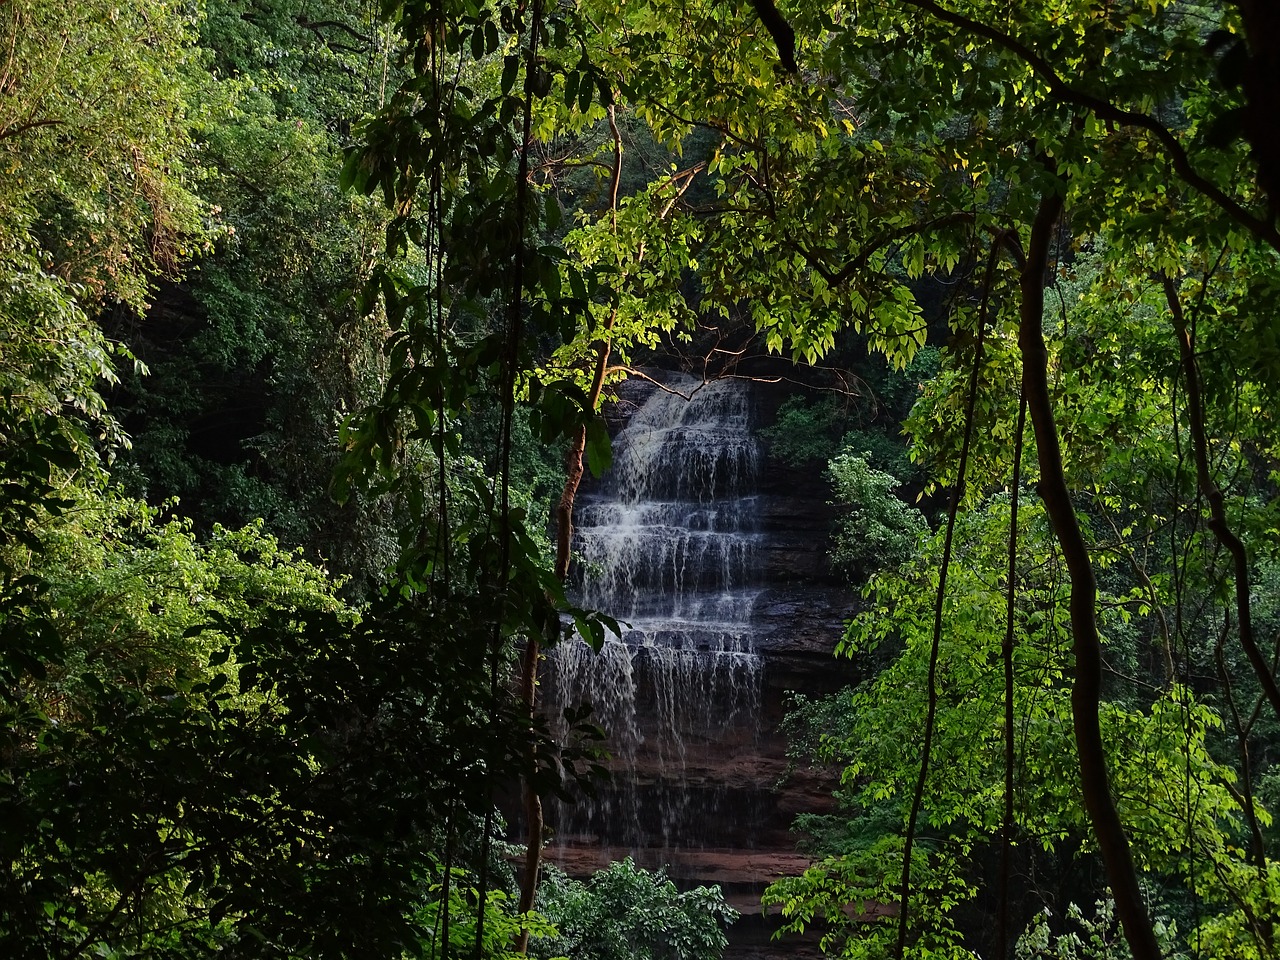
[1018,188,1160,960]
[516,96,624,953]
[514,632,543,955]
[895,241,994,959]
[998,392,1026,960]
[1162,274,1280,723]
[509,0,545,949]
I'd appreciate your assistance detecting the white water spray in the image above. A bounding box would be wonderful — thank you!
[547,372,765,852]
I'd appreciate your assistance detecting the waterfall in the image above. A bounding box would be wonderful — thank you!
[547,371,765,854]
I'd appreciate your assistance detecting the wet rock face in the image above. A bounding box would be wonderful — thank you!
[538,373,855,958]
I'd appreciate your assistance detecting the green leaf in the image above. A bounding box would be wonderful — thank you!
[585,417,612,478]
[501,55,520,95]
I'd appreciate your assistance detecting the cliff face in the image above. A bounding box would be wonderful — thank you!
[538,375,856,958]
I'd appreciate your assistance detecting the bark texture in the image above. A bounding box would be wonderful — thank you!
[1017,190,1160,960]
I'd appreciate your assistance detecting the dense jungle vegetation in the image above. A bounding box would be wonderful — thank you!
[3,0,1280,957]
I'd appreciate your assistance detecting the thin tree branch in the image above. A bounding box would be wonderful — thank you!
[1162,273,1280,723]
[999,390,1027,960]
[1213,617,1267,868]
[509,0,546,950]
[797,213,976,287]
[551,105,626,589]
[296,16,372,45]
[0,117,63,142]
[895,237,990,959]
[1100,510,1175,685]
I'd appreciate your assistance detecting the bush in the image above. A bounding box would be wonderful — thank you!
[826,453,927,578]
[533,859,737,960]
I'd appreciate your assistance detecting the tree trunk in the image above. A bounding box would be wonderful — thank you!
[1238,0,1280,221]
[1017,189,1160,960]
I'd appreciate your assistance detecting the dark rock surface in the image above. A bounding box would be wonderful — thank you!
[536,374,859,960]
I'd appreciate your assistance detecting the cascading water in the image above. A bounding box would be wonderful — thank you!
[547,371,765,855]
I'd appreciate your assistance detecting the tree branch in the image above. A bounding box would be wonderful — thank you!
[902,0,1280,252]
[998,389,1026,960]
[296,16,372,46]
[1162,274,1280,723]
[746,0,797,72]
[1100,510,1175,686]
[510,0,546,949]
[0,117,63,142]
[1213,619,1267,869]
[797,212,975,287]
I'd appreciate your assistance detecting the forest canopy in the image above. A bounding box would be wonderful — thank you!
[2,0,1279,958]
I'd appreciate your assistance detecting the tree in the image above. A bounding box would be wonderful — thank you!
[0,426,563,958]
[825,453,927,577]
[765,497,1253,959]
[101,0,401,590]
[1,2,578,955]
[12,0,1279,955]
[0,0,204,461]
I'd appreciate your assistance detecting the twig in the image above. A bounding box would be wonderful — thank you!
[1162,273,1280,722]
[998,389,1027,960]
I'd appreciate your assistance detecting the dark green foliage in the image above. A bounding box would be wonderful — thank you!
[419,871,560,960]
[10,0,1280,955]
[198,0,381,129]
[0,5,564,949]
[760,347,938,485]
[0,480,550,958]
[759,395,850,467]
[101,0,396,592]
[768,500,1249,959]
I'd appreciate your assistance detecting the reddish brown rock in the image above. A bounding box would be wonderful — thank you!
[528,374,857,960]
